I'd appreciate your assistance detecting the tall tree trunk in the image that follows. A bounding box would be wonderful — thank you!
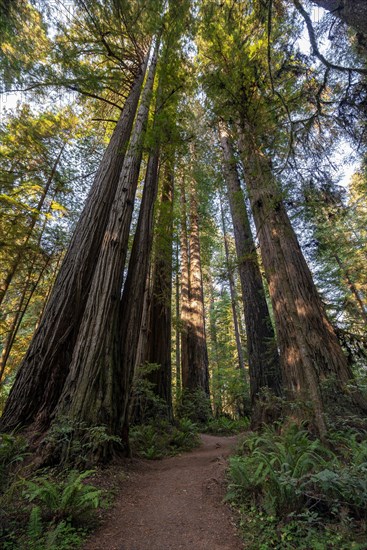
[237,121,367,436]
[52,44,159,459]
[134,273,152,375]
[117,102,163,446]
[186,179,210,400]
[145,164,175,422]
[175,234,181,399]
[0,53,149,432]
[0,142,66,308]
[219,198,246,378]
[219,125,282,412]
[180,179,190,390]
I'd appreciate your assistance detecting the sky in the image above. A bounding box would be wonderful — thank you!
[0,2,360,190]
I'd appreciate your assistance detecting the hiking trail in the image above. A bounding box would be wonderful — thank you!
[84,433,243,550]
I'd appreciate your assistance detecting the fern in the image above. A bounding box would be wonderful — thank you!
[23,470,101,522]
[27,506,43,542]
[228,423,333,515]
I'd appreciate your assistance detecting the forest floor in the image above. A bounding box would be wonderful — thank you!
[84,433,243,550]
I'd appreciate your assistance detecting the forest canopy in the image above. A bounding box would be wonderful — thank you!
[0,0,366,457]
[1,1,367,548]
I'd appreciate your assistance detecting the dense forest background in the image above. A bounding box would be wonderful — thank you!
[0,0,367,547]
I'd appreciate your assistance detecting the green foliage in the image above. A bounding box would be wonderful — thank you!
[0,432,28,490]
[130,418,200,459]
[227,423,367,548]
[131,362,169,424]
[175,388,212,424]
[44,419,122,466]
[204,416,250,435]
[23,470,101,523]
[1,468,102,550]
[238,508,365,550]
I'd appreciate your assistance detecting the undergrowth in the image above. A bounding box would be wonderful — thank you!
[0,432,110,549]
[203,416,250,435]
[227,422,367,549]
[129,418,200,459]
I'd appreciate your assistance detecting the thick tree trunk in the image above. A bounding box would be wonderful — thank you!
[51,44,159,458]
[134,273,152,375]
[145,164,175,422]
[118,144,161,447]
[0,54,149,432]
[219,126,282,409]
[129,272,152,425]
[237,121,367,435]
[186,179,210,399]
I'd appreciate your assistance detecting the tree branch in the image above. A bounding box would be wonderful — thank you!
[294,0,367,75]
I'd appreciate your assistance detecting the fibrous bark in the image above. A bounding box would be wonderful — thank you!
[186,179,210,399]
[180,179,190,389]
[145,164,175,422]
[50,44,159,452]
[0,54,149,432]
[237,120,367,436]
[219,125,282,407]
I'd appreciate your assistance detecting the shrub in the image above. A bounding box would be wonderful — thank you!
[175,389,212,424]
[227,422,367,548]
[129,418,199,459]
[44,420,122,465]
[23,470,101,523]
[0,433,28,490]
[1,469,102,550]
[204,416,250,435]
[23,506,86,550]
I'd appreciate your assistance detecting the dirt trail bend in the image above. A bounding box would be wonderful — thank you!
[84,433,243,550]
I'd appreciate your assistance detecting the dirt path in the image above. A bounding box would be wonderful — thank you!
[84,434,243,550]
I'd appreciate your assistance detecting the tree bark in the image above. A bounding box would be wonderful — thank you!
[175,234,181,399]
[180,179,190,390]
[237,121,367,435]
[0,53,149,432]
[219,125,282,408]
[208,276,222,418]
[52,43,159,457]
[186,178,210,399]
[145,164,175,422]
[118,143,161,447]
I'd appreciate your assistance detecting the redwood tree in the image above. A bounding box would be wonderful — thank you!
[0,53,149,432]
[199,0,367,436]
[51,42,160,456]
[144,164,175,421]
[186,178,211,397]
[219,124,282,413]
